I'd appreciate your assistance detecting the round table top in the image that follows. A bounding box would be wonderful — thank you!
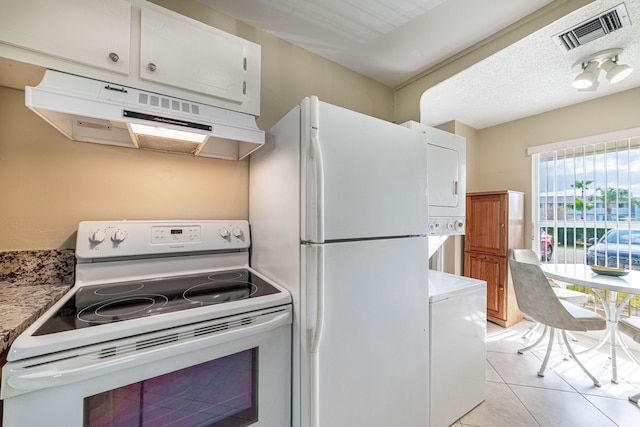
[541,263,640,294]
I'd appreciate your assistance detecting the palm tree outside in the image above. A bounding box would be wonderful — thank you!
[565,180,594,218]
[595,186,640,219]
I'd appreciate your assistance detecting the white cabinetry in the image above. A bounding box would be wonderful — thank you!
[0,0,131,75]
[140,8,248,104]
[0,0,261,115]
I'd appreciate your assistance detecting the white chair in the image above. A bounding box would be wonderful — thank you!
[617,317,640,402]
[509,252,606,386]
[512,249,590,344]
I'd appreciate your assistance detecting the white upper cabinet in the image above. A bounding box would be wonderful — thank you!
[0,0,261,115]
[428,144,460,208]
[0,0,131,75]
[140,8,248,104]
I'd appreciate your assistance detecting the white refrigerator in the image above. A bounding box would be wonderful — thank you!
[249,96,430,427]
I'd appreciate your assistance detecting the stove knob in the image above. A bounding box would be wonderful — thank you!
[219,227,230,239]
[89,229,106,243]
[111,229,126,244]
[232,227,243,238]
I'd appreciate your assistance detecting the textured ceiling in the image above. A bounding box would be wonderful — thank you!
[2,1,637,131]
[420,0,640,129]
[200,0,640,130]
[197,0,555,87]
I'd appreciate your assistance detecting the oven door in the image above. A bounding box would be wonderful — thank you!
[2,305,291,427]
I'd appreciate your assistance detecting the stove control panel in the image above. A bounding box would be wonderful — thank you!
[151,225,201,244]
[76,220,250,260]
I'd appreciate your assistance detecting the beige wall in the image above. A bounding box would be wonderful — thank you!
[0,86,250,249]
[474,87,640,251]
[0,0,393,251]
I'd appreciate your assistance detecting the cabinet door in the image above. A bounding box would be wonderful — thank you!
[428,144,460,208]
[464,253,506,320]
[465,193,507,256]
[0,0,131,75]
[140,8,252,104]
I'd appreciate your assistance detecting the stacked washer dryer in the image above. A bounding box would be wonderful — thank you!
[403,121,487,427]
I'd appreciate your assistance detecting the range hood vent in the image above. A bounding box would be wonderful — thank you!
[25,70,264,160]
[554,3,631,52]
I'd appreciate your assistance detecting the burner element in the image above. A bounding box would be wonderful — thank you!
[77,295,169,324]
[94,283,145,295]
[32,269,282,335]
[207,271,244,281]
[184,281,258,305]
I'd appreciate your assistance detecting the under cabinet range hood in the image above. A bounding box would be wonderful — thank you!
[25,70,264,160]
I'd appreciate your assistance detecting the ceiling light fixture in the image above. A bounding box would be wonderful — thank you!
[600,60,633,84]
[573,61,599,89]
[571,48,633,90]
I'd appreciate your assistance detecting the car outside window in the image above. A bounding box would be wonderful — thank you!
[587,229,640,269]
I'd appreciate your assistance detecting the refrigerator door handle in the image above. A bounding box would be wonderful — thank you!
[309,95,325,242]
[309,243,325,427]
[309,244,325,354]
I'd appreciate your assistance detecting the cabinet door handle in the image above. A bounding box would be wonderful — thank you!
[108,52,119,63]
[147,63,157,72]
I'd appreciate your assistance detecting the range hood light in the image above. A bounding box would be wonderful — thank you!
[129,123,207,143]
[25,70,265,160]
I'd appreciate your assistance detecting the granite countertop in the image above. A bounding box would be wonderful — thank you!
[0,250,75,353]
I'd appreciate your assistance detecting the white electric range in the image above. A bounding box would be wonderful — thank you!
[1,220,292,427]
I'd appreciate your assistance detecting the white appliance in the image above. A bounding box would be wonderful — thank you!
[400,121,466,237]
[429,270,486,427]
[249,96,430,427]
[25,70,264,160]
[1,220,292,427]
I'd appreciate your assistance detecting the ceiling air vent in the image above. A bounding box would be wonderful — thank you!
[554,3,631,52]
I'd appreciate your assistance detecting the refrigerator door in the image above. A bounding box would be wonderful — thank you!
[302,237,429,427]
[302,97,428,243]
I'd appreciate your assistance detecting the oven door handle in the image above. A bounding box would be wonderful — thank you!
[7,310,291,392]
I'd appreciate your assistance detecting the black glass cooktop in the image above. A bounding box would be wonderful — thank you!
[34,269,280,336]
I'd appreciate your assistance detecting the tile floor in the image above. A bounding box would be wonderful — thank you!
[450,319,640,427]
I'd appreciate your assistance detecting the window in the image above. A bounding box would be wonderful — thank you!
[532,131,640,265]
[530,129,640,314]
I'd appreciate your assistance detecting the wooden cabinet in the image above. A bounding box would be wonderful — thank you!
[464,191,524,327]
[0,0,132,75]
[0,0,261,115]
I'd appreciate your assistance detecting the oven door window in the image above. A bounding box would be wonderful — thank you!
[84,348,258,427]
